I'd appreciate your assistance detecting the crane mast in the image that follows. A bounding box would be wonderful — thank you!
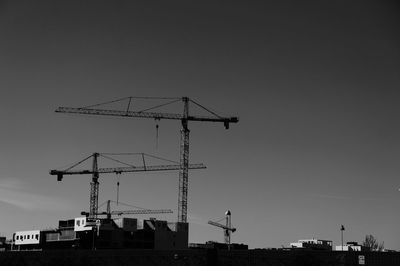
[90,153,100,221]
[179,97,190,223]
[55,97,238,223]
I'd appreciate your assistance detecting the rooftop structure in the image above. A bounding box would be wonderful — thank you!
[290,238,333,251]
[335,242,367,252]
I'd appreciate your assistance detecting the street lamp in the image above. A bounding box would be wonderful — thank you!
[340,225,345,251]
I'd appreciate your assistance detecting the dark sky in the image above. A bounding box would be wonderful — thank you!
[0,0,400,249]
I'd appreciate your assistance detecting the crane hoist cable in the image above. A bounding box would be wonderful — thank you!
[155,120,160,150]
[116,172,121,205]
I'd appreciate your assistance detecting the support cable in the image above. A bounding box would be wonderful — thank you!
[142,153,179,164]
[62,154,94,172]
[214,217,226,223]
[105,200,149,210]
[81,97,181,110]
[189,98,223,119]
[99,154,137,168]
[99,153,179,165]
[137,99,181,113]
[82,97,131,109]
[126,97,132,113]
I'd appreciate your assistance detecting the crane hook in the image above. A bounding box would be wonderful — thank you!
[155,123,159,150]
[116,173,121,206]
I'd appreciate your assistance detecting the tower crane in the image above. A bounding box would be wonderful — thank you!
[50,152,205,219]
[55,97,238,223]
[81,200,173,220]
[208,210,236,249]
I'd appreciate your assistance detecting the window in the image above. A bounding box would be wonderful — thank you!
[77,220,80,226]
[27,235,30,239]
[24,235,26,240]
[36,234,39,240]
[16,236,19,240]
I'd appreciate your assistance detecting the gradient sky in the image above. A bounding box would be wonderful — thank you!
[0,0,400,249]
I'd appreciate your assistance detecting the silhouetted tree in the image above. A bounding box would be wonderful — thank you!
[362,234,384,251]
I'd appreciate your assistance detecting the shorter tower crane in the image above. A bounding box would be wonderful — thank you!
[50,153,205,219]
[208,210,236,249]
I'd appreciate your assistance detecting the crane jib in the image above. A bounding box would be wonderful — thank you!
[50,164,206,178]
[56,107,238,124]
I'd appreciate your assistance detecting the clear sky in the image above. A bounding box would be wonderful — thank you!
[0,0,399,249]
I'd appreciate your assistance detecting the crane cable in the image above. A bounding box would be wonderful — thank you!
[214,216,226,223]
[116,173,121,206]
[156,123,159,150]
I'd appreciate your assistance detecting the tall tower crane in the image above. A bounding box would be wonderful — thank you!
[208,210,236,249]
[55,97,238,223]
[50,152,205,219]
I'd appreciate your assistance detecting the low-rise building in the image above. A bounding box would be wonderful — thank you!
[290,238,333,251]
[189,241,248,250]
[335,241,366,251]
[12,217,189,250]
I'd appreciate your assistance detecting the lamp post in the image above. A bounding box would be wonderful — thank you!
[340,225,345,251]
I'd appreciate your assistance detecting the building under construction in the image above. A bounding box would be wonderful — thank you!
[13,216,188,251]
